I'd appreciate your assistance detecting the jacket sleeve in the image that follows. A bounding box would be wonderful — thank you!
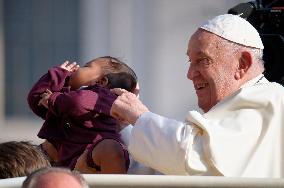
[128,112,193,175]
[27,66,71,119]
[47,88,117,120]
[128,112,217,175]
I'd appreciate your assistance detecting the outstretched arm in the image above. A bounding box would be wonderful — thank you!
[110,88,195,175]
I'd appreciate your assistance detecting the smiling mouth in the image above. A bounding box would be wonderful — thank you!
[195,83,208,90]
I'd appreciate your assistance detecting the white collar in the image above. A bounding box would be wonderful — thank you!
[241,74,264,88]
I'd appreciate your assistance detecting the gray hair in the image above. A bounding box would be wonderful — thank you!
[22,167,89,188]
[250,47,264,65]
[218,38,264,65]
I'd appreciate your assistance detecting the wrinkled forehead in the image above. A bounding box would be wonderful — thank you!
[187,29,227,57]
[187,30,214,55]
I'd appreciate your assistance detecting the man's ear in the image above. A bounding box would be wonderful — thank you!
[96,76,109,86]
[235,51,253,80]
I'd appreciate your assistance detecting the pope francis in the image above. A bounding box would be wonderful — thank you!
[110,14,284,177]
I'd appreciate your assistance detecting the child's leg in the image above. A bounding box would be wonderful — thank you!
[73,149,98,173]
[74,139,129,174]
[39,140,59,164]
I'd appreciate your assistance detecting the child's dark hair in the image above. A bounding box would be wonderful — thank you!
[100,56,138,92]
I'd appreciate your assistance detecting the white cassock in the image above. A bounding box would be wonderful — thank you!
[128,74,284,177]
[120,125,162,174]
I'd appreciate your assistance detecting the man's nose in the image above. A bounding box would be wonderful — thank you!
[187,65,199,80]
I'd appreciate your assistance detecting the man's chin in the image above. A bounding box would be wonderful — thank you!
[198,101,210,113]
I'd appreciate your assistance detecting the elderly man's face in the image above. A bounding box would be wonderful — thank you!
[187,29,240,112]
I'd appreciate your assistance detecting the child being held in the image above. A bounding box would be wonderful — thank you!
[27,56,137,173]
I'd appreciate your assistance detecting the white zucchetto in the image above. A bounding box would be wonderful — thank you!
[200,14,264,49]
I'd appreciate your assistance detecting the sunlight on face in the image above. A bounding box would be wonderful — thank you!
[187,29,240,112]
[69,58,109,90]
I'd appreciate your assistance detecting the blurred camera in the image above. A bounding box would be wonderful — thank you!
[228,0,284,85]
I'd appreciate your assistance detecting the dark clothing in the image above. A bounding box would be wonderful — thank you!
[27,66,129,170]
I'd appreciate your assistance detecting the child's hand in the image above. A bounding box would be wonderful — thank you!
[38,89,53,109]
[60,61,80,72]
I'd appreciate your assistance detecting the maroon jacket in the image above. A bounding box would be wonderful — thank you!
[27,66,129,169]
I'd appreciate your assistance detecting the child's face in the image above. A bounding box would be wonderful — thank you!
[69,58,109,90]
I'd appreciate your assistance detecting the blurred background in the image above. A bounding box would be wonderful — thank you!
[0,0,252,144]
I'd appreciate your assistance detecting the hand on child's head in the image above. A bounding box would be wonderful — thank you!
[60,61,80,72]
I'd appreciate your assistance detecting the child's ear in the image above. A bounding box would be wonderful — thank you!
[96,76,109,86]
